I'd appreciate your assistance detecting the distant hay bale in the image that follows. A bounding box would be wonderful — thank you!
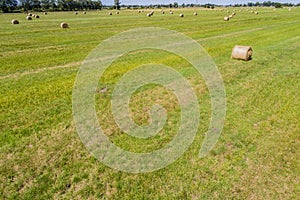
[229,14,233,18]
[162,11,165,14]
[60,22,68,28]
[11,19,19,24]
[254,11,258,14]
[138,10,141,13]
[194,12,198,15]
[116,11,119,14]
[32,14,36,17]
[224,16,229,21]
[28,13,32,16]
[179,13,184,17]
[75,12,78,15]
[26,16,32,20]
[147,13,152,17]
[231,45,253,61]
[35,15,39,18]
[44,12,47,15]
[232,12,236,15]
[169,11,173,14]
[288,8,291,11]
[109,12,112,15]
[83,11,86,14]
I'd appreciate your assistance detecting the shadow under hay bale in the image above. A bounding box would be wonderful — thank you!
[231,45,253,61]
[12,19,19,24]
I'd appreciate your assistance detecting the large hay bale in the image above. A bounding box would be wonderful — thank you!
[60,22,68,28]
[83,11,86,14]
[232,12,236,15]
[109,12,112,15]
[231,45,253,61]
[35,15,40,18]
[11,19,19,24]
[194,12,198,15]
[224,16,229,21]
[116,11,119,14]
[229,14,233,18]
[179,13,184,17]
[75,12,78,15]
[44,12,47,15]
[254,11,258,15]
[28,13,32,16]
[169,11,173,14]
[147,13,152,17]
[26,16,32,20]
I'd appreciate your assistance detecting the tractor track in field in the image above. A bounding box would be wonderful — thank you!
[0,61,81,80]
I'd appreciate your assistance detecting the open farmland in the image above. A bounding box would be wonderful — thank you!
[0,7,300,199]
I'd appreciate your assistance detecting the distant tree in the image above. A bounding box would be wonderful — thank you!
[0,0,18,12]
[114,0,120,10]
[274,2,282,8]
[173,2,178,8]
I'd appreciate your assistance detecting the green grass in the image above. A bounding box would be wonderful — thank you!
[1,7,300,199]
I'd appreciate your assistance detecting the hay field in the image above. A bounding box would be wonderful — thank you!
[1,7,300,199]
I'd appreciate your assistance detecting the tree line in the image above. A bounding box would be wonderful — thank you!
[0,0,298,13]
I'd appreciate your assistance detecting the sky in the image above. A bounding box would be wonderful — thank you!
[101,0,299,5]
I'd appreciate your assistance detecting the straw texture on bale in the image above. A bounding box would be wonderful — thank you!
[26,16,32,20]
[224,16,229,21]
[231,45,253,61]
[179,13,184,17]
[60,22,68,28]
[12,19,19,24]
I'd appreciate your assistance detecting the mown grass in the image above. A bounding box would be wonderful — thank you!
[0,7,299,199]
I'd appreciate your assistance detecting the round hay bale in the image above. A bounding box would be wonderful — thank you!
[147,13,152,17]
[109,12,112,15]
[288,8,291,11]
[83,11,86,14]
[11,19,19,24]
[231,45,253,61]
[162,11,165,14]
[44,12,47,15]
[194,12,198,15]
[232,12,236,15]
[138,10,141,13]
[169,11,173,14]
[179,13,184,17]
[229,14,233,18]
[116,11,119,14]
[60,22,68,28]
[32,14,36,17]
[26,16,32,20]
[75,12,78,15]
[254,11,258,15]
[28,13,32,16]
[224,16,229,21]
[35,15,39,18]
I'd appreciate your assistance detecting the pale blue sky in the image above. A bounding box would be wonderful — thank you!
[102,0,299,5]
